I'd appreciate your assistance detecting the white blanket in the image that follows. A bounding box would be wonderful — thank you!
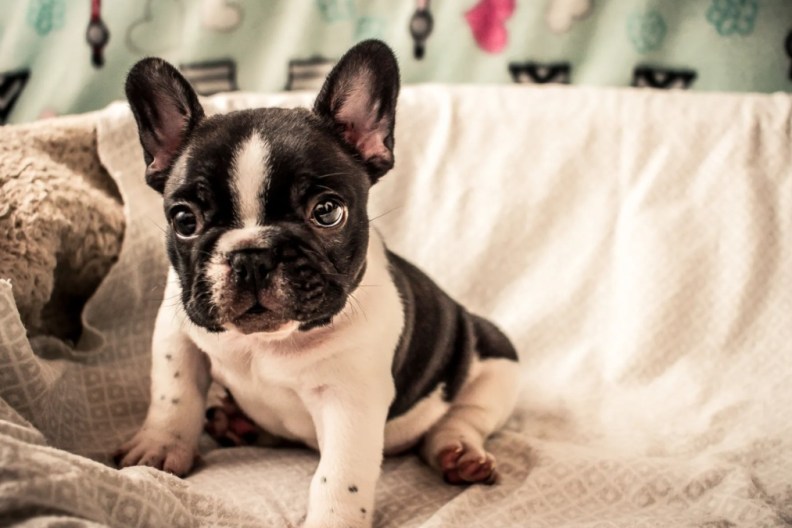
[1,85,791,527]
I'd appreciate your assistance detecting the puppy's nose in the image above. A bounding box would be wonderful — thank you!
[228,249,277,293]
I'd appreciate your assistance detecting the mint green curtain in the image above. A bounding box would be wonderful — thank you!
[0,0,789,124]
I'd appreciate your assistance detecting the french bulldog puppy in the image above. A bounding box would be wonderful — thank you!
[116,40,520,527]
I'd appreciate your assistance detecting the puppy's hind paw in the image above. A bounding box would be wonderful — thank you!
[437,443,498,485]
[114,428,197,477]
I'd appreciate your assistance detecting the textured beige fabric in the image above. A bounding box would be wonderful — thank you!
[0,115,124,340]
[1,86,792,527]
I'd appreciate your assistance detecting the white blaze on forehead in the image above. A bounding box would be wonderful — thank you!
[231,133,271,226]
[214,225,275,255]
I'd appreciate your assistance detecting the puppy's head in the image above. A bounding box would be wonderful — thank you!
[126,40,399,335]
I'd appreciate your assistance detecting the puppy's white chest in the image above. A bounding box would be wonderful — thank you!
[192,334,319,445]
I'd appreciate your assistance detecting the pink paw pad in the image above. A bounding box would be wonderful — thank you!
[437,445,498,485]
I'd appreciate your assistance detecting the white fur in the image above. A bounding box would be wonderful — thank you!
[213,225,276,254]
[231,134,270,226]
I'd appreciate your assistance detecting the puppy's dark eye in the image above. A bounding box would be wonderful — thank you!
[169,205,202,238]
[310,199,346,228]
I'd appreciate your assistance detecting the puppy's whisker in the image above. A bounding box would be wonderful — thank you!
[152,292,182,300]
[147,218,169,236]
[368,207,402,224]
[348,293,367,322]
[149,299,182,309]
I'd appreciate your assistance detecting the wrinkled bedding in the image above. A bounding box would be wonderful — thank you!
[1,85,792,527]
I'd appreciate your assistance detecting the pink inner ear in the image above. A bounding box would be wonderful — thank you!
[335,80,391,164]
[144,95,190,172]
[342,123,391,164]
[148,152,173,173]
[149,134,184,173]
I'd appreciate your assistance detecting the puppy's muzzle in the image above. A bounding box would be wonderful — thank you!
[229,248,277,296]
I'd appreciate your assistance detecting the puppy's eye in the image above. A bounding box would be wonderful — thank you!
[310,199,346,228]
[169,205,202,239]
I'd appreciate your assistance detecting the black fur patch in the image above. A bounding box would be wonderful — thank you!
[386,251,517,419]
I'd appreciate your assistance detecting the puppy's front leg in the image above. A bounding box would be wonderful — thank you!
[302,383,393,528]
[117,293,210,476]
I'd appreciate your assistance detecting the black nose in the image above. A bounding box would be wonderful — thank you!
[229,249,277,293]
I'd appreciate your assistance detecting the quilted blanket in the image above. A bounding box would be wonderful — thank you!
[1,85,792,527]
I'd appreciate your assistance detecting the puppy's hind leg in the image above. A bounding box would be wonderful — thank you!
[421,356,520,485]
[421,357,520,484]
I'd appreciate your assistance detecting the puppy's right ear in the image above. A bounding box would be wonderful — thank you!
[125,58,205,194]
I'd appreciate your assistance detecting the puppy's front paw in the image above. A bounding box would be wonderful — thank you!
[302,503,372,528]
[302,515,370,528]
[114,428,197,477]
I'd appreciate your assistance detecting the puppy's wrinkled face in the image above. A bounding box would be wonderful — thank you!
[126,40,399,335]
[165,111,370,334]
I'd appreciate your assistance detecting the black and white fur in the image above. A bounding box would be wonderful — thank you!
[117,40,520,528]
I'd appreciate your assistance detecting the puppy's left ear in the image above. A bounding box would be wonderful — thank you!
[125,58,205,193]
[314,40,400,183]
